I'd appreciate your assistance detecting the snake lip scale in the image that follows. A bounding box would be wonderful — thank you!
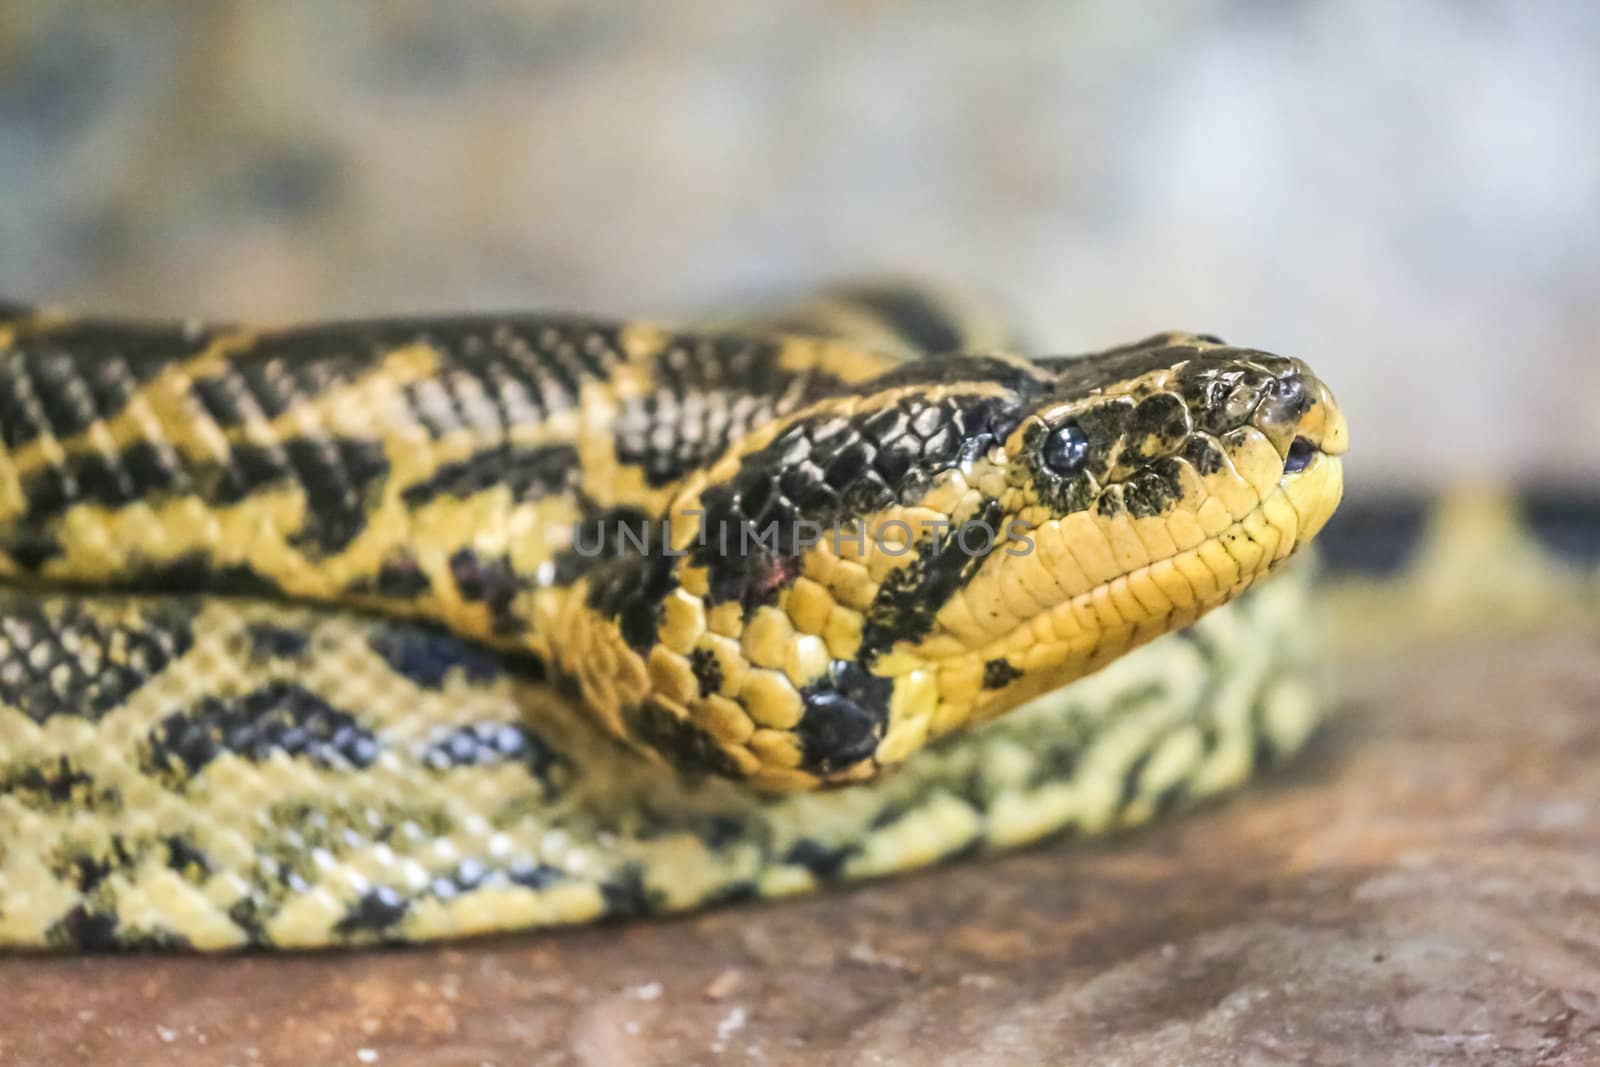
[0,288,1349,949]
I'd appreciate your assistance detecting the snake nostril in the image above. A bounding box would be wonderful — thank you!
[1267,373,1307,412]
[1283,436,1317,474]
[1254,372,1314,440]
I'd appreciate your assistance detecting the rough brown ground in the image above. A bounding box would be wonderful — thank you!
[3,634,1598,1066]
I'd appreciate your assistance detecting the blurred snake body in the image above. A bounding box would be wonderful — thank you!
[0,282,1430,951]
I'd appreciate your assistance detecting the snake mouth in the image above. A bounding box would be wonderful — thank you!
[1283,437,1318,474]
[903,449,1345,745]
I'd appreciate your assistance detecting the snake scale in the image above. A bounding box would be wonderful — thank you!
[4,279,1545,953]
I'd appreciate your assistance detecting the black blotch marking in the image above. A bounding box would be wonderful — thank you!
[15,434,388,559]
[1116,750,1154,811]
[549,505,653,587]
[195,314,622,433]
[506,860,562,891]
[498,651,549,682]
[703,816,745,851]
[1315,495,1429,576]
[367,623,502,688]
[334,886,410,937]
[421,721,562,791]
[3,532,62,570]
[795,660,893,775]
[1122,392,1192,467]
[599,866,652,919]
[10,431,393,563]
[165,835,212,881]
[46,907,121,952]
[430,858,490,900]
[1025,741,1082,792]
[1182,435,1226,477]
[860,498,1004,657]
[68,853,113,892]
[0,757,105,808]
[448,549,525,635]
[1071,397,1134,481]
[409,319,623,435]
[982,658,1023,690]
[691,393,1020,611]
[19,440,187,521]
[689,646,723,697]
[868,802,909,831]
[133,556,284,599]
[583,548,677,653]
[189,369,263,430]
[614,328,858,488]
[401,443,578,507]
[628,809,750,855]
[0,595,194,723]
[227,899,269,946]
[376,558,433,597]
[108,926,194,951]
[624,700,742,778]
[349,555,434,599]
[614,393,768,490]
[246,623,310,661]
[1122,462,1184,519]
[278,438,391,556]
[1519,489,1600,567]
[0,320,214,450]
[783,838,856,880]
[144,681,380,780]
[647,330,843,406]
[203,441,290,502]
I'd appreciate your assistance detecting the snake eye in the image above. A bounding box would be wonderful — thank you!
[1042,423,1089,477]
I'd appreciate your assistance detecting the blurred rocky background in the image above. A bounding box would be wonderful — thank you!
[1,2,1595,488]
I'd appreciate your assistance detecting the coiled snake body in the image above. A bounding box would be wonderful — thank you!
[0,286,1353,949]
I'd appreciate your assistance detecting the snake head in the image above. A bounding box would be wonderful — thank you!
[956,334,1347,725]
[567,337,1345,790]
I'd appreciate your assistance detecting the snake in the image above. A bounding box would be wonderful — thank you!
[0,278,1459,953]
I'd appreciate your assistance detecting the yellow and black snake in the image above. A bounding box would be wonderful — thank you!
[0,281,1563,952]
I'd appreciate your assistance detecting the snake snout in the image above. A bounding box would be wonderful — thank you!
[1254,359,1348,473]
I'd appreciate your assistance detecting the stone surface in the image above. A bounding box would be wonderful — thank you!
[4,633,1599,1065]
